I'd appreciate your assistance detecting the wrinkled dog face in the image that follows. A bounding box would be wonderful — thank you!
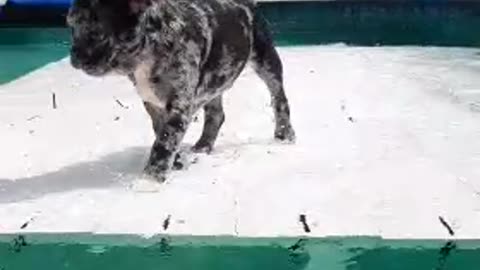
[67,0,146,76]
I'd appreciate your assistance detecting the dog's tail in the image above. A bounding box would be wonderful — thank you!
[252,9,275,47]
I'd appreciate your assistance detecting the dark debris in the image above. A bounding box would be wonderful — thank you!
[299,214,311,233]
[26,115,41,121]
[52,93,57,109]
[163,215,171,231]
[436,240,457,270]
[158,237,172,254]
[115,99,129,109]
[288,238,308,252]
[20,220,30,230]
[438,216,455,236]
[10,235,28,253]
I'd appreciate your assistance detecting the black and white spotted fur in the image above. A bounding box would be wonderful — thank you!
[67,0,295,182]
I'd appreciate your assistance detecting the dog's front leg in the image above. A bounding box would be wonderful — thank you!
[144,91,193,182]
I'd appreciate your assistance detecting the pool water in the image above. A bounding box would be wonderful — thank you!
[1,235,480,270]
[0,28,69,84]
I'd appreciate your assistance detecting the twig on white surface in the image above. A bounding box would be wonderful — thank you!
[299,214,311,233]
[115,98,129,109]
[163,215,171,231]
[20,217,35,230]
[234,197,239,236]
[52,93,57,109]
[26,115,41,121]
[438,216,455,236]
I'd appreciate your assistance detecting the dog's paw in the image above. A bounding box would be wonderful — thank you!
[173,152,186,170]
[129,175,164,193]
[143,165,167,182]
[275,125,296,143]
[191,141,213,154]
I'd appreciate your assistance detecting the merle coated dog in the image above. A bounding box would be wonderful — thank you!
[67,0,296,182]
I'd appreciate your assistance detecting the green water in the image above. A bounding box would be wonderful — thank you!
[0,28,70,84]
[260,1,480,47]
[1,234,479,270]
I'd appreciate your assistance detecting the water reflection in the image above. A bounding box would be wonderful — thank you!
[1,235,480,270]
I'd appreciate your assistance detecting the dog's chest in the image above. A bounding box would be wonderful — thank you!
[133,62,165,108]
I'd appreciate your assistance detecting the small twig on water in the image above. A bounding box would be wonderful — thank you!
[288,238,308,252]
[436,240,457,270]
[158,237,172,254]
[10,235,28,253]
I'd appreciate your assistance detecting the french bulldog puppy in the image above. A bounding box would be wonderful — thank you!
[67,0,295,182]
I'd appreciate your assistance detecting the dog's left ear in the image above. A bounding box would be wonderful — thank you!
[128,0,153,15]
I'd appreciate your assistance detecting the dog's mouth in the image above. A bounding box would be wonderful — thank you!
[70,39,115,76]
[70,58,109,76]
[83,67,110,77]
[70,52,113,77]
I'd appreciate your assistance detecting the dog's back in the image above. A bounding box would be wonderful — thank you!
[152,0,257,101]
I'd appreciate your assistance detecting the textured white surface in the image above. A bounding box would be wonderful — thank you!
[1,46,480,239]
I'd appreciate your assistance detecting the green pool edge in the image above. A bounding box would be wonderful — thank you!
[1,234,480,270]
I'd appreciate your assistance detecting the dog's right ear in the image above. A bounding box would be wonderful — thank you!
[128,0,153,15]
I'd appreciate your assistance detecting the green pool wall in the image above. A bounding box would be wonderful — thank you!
[0,28,69,84]
[260,1,480,47]
[1,234,480,270]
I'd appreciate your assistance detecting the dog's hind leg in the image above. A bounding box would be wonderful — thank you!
[250,13,295,142]
[192,95,225,153]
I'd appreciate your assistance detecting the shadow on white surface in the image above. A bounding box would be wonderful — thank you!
[0,147,148,203]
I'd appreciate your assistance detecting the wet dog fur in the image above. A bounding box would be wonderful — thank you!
[67,0,295,181]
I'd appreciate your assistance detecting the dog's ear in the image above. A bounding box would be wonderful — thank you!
[128,0,153,14]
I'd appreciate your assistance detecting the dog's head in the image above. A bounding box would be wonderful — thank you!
[67,0,151,76]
